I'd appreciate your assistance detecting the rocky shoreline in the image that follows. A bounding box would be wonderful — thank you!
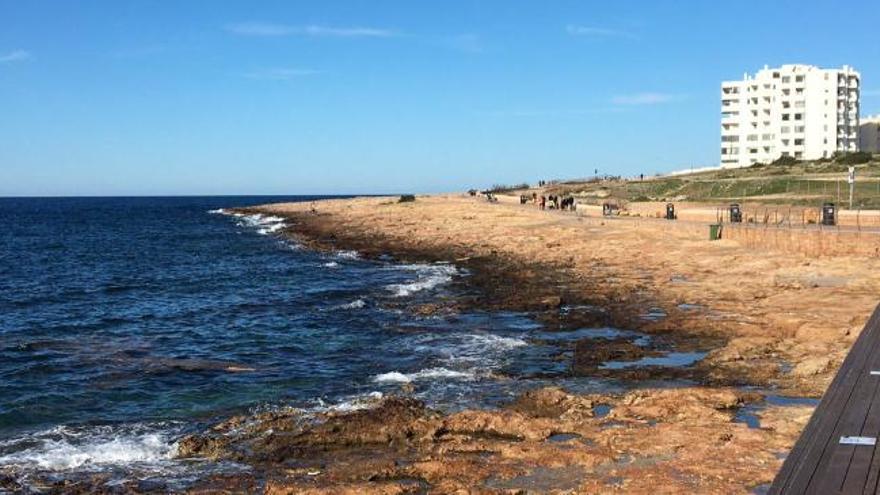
[167,198,829,493]
[11,193,873,493]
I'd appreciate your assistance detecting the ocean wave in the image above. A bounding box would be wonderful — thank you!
[322,261,339,268]
[373,367,475,384]
[0,423,179,471]
[387,264,459,297]
[207,208,226,215]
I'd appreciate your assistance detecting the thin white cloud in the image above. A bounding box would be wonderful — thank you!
[566,25,638,40]
[243,68,321,80]
[0,50,31,63]
[226,22,396,38]
[612,92,679,105]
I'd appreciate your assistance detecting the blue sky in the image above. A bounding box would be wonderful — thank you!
[1,1,879,196]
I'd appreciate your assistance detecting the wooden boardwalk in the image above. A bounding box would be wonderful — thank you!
[771,304,880,494]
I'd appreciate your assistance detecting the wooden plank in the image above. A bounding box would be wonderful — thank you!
[773,315,880,493]
[808,364,880,493]
[838,345,880,493]
[771,304,880,494]
[841,370,880,493]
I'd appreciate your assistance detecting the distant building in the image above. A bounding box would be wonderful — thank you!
[860,115,880,153]
[721,64,860,168]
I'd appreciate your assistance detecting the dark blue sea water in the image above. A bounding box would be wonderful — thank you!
[0,196,626,485]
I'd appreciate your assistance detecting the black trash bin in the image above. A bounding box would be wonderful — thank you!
[821,202,836,226]
[665,203,675,220]
[729,203,742,223]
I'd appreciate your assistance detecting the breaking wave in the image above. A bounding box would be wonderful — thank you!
[373,367,475,384]
[387,264,459,297]
[0,423,180,471]
[211,210,287,236]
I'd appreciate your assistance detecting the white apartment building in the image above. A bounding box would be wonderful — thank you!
[721,64,860,168]
[860,115,880,153]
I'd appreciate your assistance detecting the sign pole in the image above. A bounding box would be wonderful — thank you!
[848,166,855,210]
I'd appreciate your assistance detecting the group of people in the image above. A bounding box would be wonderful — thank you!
[520,192,576,211]
[473,188,576,212]
[542,194,576,211]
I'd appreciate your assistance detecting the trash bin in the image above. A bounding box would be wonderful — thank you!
[729,203,742,223]
[665,203,675,220]
[709,224,722,240]
[821,202,836,226]
[602,203,611,216]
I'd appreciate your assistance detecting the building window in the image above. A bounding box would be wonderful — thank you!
[782,114,790,121]
[794,113,803,120]
[782,76,790,83]
[796,75,804,82]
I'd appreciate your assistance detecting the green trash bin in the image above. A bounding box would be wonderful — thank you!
[709,224,722,241]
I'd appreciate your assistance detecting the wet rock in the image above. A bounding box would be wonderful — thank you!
[296,397,438,446]
[249,398,440,464]
[177,433,232,460]
[572,338,652,372]
[538,295,563,309]
[410,303,444,316]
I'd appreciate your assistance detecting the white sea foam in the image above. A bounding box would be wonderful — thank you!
[463,333,528,351]
[337,299,366,310]
[334,250,360,260]
[208,208,226,215]
[373,371,412,383]
[387,264,458,297]
[373,367,475,384]
[0,424,179,471]
[232,213,287,236]
[310,391,385,413]
[256,222,285,235]
[323,261,339,268]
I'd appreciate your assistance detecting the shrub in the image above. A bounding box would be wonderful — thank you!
[487,183,530,193]
[834,151,872,165]
[771,155,799,166]
[398,194,416,203]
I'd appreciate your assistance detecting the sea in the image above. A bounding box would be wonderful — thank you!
[0,196,667,489]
